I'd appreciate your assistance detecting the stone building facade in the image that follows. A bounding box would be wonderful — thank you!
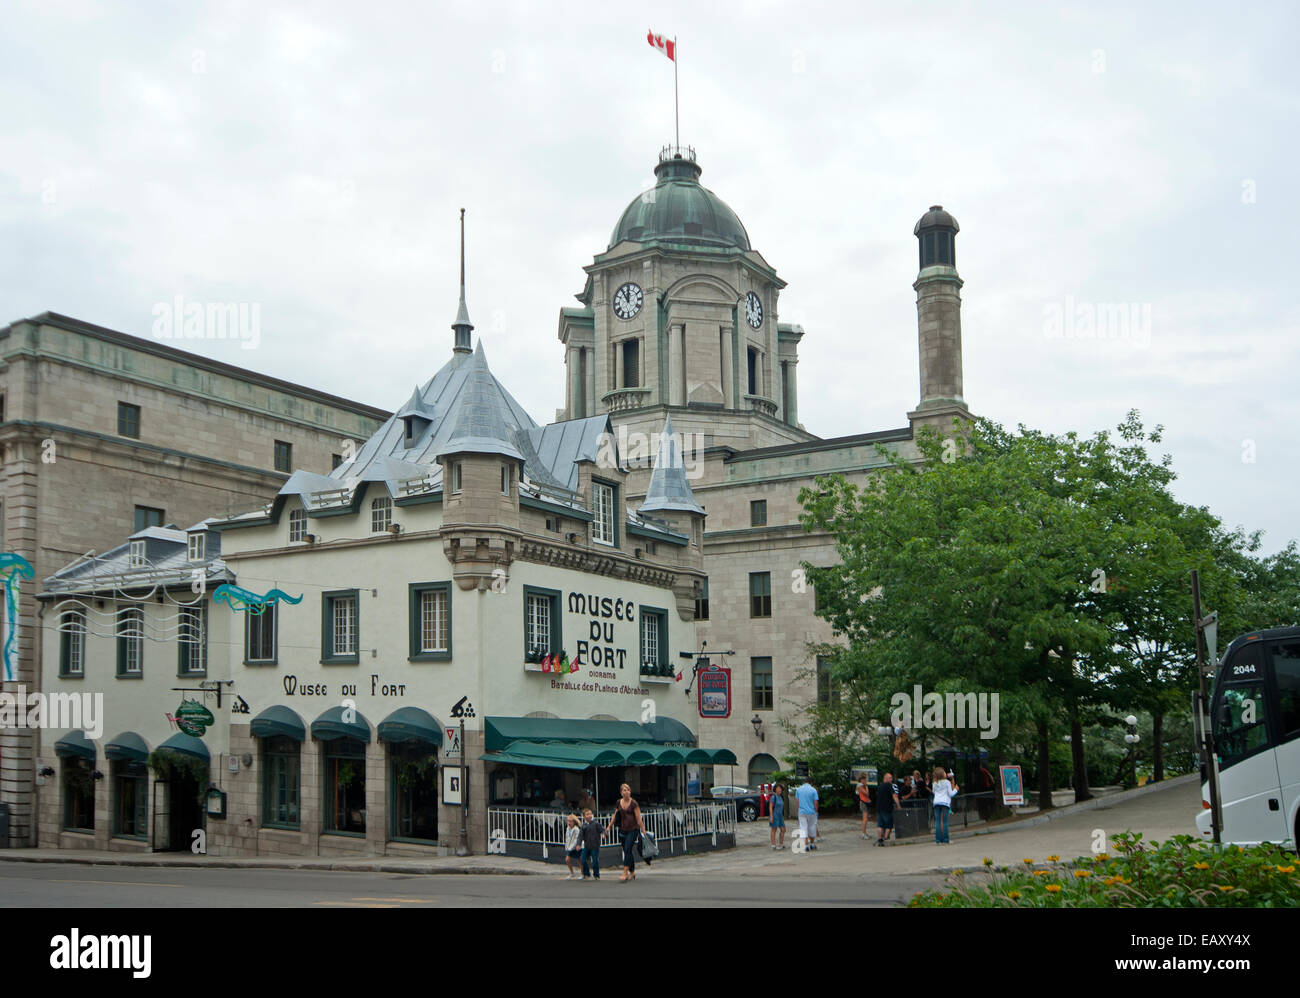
[0,312,388,845]
[556,148,971,787]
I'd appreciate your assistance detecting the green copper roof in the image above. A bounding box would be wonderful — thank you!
[610,155,750,251]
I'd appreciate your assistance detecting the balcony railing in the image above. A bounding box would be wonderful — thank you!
[602,387,652,413]
[743,394,778,418]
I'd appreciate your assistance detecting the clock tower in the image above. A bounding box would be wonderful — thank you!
[557,146,815,454]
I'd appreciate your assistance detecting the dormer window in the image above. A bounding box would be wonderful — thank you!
[592,481,615,546]
[128,540,146,568]
[188,533,206,562]
[371,496,392,533]
[402,415,430,447]
[289,508,307,543]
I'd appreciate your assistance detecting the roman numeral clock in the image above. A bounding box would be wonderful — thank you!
[612,282,643,320]
[745,290,763,328]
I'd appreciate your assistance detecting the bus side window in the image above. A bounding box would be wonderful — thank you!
[1272,641,1300,737]
[1216,680,1269,763]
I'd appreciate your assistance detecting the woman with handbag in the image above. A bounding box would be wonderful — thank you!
[605,783,646,881]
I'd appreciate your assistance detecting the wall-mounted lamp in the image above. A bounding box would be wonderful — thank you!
[751,714,764,741]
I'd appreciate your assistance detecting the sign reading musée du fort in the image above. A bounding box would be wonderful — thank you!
[543,591,651,698]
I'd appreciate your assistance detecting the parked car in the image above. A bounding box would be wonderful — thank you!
[709,785,763,822]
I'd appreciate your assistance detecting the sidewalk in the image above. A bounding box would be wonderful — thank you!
[0,776,1200,878]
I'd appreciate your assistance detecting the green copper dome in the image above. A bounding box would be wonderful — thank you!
[610,152,750,251]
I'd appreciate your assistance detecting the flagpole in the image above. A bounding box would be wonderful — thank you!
[674,36,679,150]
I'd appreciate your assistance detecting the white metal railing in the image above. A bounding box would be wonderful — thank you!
[486,802,736,852]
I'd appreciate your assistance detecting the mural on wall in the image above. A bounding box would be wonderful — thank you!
[0,553,35,682]
[212,583,303,615]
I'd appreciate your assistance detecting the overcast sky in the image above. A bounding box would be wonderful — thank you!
[2,1,1296,555]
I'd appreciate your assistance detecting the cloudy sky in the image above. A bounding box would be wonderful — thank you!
[3,1,1296,554]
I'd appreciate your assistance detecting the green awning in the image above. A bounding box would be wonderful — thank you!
[250,705,306,742]
[103,731,149,763]
[157,732,210,762]
[504,741,626,767]
[311,705,372,743]
[602,742,659,765]
[377,706,444,746]
[53,729,96,761]
[484,751,591,772]
[641,716,696,745]
[485,716,653,752]
[654,746,687,765]
[684,748,715,764]
[710,748,739,766]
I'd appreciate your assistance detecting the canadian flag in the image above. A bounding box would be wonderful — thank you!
[647,30,675,62]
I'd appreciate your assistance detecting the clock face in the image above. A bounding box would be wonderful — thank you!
[745,291,763,328]
[613,282,643,320]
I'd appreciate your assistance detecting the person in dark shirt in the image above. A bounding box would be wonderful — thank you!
[875,773,901,846]
[579,808,604,880]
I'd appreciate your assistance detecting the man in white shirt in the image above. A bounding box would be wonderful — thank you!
[794,778,820,850]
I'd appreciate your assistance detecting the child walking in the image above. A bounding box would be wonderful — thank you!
[564,814,582,879]
[580,808,603,880]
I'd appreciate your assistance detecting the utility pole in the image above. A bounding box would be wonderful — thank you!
[456,715,470,856]
[1191,570,1222,845]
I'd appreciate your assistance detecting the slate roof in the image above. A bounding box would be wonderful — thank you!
[639,413,704,514]
[43,527,230,595]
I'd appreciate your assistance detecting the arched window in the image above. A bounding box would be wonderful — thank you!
[371,496,392,533]
[748,753,780,788]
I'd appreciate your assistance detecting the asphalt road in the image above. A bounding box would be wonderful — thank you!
[0,861,939,908]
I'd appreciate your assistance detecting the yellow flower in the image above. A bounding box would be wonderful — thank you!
[1217,885,1234,892]
[1193,862,1210,870]
[1022,858,1034,865]
[1007,891,1022,900]
[983,857,994,866]
[1047,854,1060,862]
[1074,870,1092,878]
[1034,870,1051,877]
[1045,884,1062,893]
[1095,853,1109,861]
[1276,865,1296,874]
[1103,876,1120,886]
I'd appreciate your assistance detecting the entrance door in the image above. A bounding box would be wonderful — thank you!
[154,772,204,853]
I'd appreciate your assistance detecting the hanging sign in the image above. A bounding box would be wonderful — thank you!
[698,664,731,719]
[175,698,215,738]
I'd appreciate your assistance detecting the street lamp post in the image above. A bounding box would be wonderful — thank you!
[1123,715,1140,789]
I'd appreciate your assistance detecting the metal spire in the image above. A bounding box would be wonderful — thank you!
[451,207,473,354]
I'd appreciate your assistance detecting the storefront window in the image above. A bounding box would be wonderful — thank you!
[63,757,95,831]
[112,760,148,838]
[262,735,301,829]
[390,743,438,842]
[324,737,366,834]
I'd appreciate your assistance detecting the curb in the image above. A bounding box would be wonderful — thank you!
[0,854,547,876]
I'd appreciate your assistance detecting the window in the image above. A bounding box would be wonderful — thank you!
[592,480,616,546]
[694,578,710,621]
[1272,642,1300,737]
[246,604,277,664]
[112,760,147,839]
[752,656,773,710]
[409,583,451,661]
[178,605,206,676]
[59,609,86,677]
[289,508,307,543]
[188,532,205,562]
[371,496,392,533]
[262,735,301,830]
[747,347,758,396]
[750,499,767,527]
[640,607,668,676]
[331,453,344,470]
[748,753,780,788]
[133,506,164,532]
[451,462,462,493]
[117,402,141,439]
[817,655,841,706]
[274,440,293,473]
[128,540,146,568]
[524,586,561,660]
[621,339,640,388]
[63,757,95,831]
[322,590,359,664]
[1216,678,1269,765]
[501,465,511,496]
[116,607,143,678]
[750,571,772,618]
[324,737,366,834]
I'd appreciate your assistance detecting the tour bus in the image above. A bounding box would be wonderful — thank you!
[1197,626,1299,848]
